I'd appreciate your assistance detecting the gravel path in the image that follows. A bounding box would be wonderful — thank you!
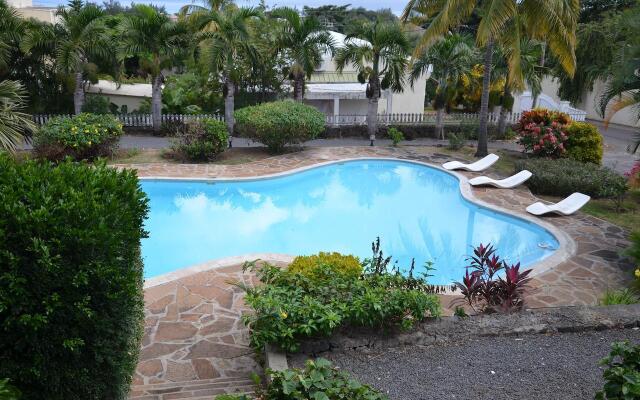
[315,329,640,400]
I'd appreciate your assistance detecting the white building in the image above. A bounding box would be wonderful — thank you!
[8,0,58,23]
[303,31,428,120]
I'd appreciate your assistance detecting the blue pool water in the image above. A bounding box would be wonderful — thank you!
[140,160,558,284]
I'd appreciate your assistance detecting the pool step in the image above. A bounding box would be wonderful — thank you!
[130,376,256,400]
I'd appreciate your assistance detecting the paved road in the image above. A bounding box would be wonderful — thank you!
[319,328,640,400]
[590,120,638,174]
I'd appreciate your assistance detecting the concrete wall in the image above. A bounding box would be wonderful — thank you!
[16,7,58,23]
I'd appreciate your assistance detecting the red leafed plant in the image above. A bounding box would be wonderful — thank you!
[453,244,532,313]
[515,109,571,158]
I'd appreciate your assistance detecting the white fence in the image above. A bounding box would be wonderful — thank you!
[33,110,586,127]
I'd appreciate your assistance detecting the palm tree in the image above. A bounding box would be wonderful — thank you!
[0,80,35,152]
[410,33,476,139]
[335,20,411,145]
[0,0,25,72]
[25,0,111,115]
[271,7,335,101]
[196,6,261,138]
[402,0,579,157]
[118,5,189,132]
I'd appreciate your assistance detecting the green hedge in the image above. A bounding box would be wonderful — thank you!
[170,118,228,162]
[34,113,123,161]
[514,158,628,199]
[0,156,148,399]
[234,101,325,153]
[566,122,604,164]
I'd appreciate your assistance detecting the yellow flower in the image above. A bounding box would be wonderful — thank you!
[279,310,287,319]
[88,141,92,145]
[635,268,640,279]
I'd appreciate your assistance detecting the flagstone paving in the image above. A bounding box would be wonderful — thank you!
[123,146,635,399]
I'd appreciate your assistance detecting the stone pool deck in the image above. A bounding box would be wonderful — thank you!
[120,146,635,399]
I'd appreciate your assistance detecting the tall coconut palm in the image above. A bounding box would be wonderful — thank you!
[118,5,189,132]
[271,7,335,101]
[402,0,579,157]
[335,20,411,145]
[410,33,476,139]
[0,80,35,152]
[196,6,261,138]
[24,0,111,115]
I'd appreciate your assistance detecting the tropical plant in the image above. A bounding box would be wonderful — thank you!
[595,341,640,400]
[0,379,20,400]
[192,4,261,138]
[600,289,639,306]
[24,0,111,115]
[288,252,362,282]
[234,100,325,153]
[388,127,404,146]
[335,20,411,145]
[169,118,228,161]
[0,80,35,152]
[515,109,570,158]
[402,0,580,157]
[565,121,604,164]
[453,243,532,313]
[118,5,189,132]
[410,33,476,139]
[271,7,335,101]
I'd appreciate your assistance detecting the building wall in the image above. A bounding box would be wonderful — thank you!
[15,7,58,23]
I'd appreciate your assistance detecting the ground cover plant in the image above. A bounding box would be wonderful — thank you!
[169,118,228,162]
[234,101,325,153]
[0,155,148,399]
[241,241,441,352]
[595,341,640,400]
[33,113,123,161]
[453,243,532,313]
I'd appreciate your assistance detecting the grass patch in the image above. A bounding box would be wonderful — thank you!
[580,190,640,231]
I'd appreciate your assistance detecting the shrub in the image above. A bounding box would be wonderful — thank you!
[288,252,362,282]
[81,95,112,114]
[0,156,148,399]
[267,358,387,400]
[565,122,604,164]
[514,158,628,200]
[170,118,228,162]
[388,127,404,146]
[235,101,325,153]
[595,341,640,400]
[600,289,639,305]
[453,244,532,313]
[515,109,571,157]
[447,132,466,150]
[33,113,123,161]
[626,161,640,189]
[242,246,441,352]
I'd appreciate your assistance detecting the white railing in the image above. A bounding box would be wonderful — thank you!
[518,91,587,121]
[33,113,224,127]
[33,109,587,127]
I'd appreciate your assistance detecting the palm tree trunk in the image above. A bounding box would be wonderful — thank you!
[73,71,84,115]
[151,75,162,133]
[224,77,235,147]
[367,96,378,146]
[293,76,304,102]
[435,107,445,140]
[531,43,546,108]
[476,39,494,158]
[498,86,511,136]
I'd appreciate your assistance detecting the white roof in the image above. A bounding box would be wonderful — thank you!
[87,80,152,98]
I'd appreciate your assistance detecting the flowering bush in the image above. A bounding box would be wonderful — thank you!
[626,161,640,189]
[515,109,570,157]
[34,113,123,161]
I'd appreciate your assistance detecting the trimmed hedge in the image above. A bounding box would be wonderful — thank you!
[288,252,362,281]
[565,122,604,164]
[0,156,148,399]
[170,118,228,162]
[514,158,628,199]
[234,101,325,153]
[34,113,123,161]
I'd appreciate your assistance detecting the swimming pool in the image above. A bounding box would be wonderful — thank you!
[140,159,559,285]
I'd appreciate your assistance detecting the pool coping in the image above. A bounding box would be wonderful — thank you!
[140,157,575,290]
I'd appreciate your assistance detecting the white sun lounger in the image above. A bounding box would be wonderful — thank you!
[469,170,533,188]
[442,153,499,172]
[526,193,591,216]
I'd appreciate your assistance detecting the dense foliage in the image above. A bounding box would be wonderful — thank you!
[241,250,441,352]
[453,244,532,313]
[34,113,123,161]
[514,158,628,200]
[0,156,148,399]
[0,80,35,152]
[515,109,570,158]
[235,101,325,153]
[170,118,228,162]
[287,252,362,282]
[595,341,640,400]
[626,161,640,189]
[565,122,604,164]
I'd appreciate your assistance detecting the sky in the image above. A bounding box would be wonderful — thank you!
[32,0,405,15]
